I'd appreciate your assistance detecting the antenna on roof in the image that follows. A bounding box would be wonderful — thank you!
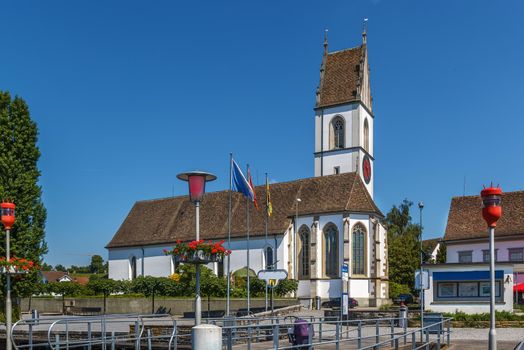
[362,18,368,44]
[323,29,329,55]
[463,175,466,197]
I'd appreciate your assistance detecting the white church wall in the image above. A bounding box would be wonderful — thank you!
[108,247,144,280]
[297,280,311,298]
[359,105,374,156]
[350,279,370,298]
[227,236,284,274]
[318,279,342,299]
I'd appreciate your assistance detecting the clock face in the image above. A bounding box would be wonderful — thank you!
[362,155,372,184]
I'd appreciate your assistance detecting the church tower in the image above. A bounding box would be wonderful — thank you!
[314,29,374,198]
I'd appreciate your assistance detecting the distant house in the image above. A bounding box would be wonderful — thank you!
[41,271,90,285]
[422,238,442,263]
[423,191,524,313]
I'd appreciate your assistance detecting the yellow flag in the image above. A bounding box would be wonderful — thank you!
[266,178,273,217]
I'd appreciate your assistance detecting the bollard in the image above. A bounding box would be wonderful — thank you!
[147,329,152,350]
[358,321,362,349]
[192,324,222,350]
[111,331,116,350]
[411,332,416,350]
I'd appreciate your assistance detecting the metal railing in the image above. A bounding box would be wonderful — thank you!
[216,315,453,350]
[10,314,178,350]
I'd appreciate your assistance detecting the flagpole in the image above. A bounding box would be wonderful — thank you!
[246,164,251,316]
[226,153,232,316]
[264,173,269,311]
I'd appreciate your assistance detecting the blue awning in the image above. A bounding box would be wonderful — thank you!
[433,270,503,281]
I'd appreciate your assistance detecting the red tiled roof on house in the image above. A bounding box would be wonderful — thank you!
[106,172,382,249]
[445,191,524,242]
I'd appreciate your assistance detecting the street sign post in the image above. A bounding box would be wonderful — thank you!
[258,269,288,286]
[342,263,349,282]
[342,293,349,316]
[415,269,429,290]
[258,269,288,315]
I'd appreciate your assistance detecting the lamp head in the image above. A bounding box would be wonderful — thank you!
[177,171,217,203]
[1,201,15,230]
[418,202,424,209]
[481,186,502,228]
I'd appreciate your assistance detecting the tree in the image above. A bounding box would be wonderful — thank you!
[90,255,105,274]
[88,279,121,313]
[385,199,421,293]
[436,242,447,263]
[40,262,53,271]
[0,91,47,298]
[54,264,67,272]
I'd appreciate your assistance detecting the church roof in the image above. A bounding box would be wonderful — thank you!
[316,45,370,109]
[106,172,382,249]
[445,191,524,242]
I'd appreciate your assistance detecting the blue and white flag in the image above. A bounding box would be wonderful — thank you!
[232,159,255,201]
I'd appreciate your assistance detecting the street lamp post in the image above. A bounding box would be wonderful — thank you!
[418,201,424,337]
[1,201,15,350]
[176,171,216,326]
[481,186,503,350]
[294,198,301,281]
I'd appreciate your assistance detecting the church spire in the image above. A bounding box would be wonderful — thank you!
[362,18,368,44]
[323,29,328,55]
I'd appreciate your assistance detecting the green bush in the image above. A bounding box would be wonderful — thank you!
[389,282,411,299]
[443,310,524,323]
[274,279,298,297]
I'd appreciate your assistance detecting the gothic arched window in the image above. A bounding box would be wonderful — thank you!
[323,223,339,277]
[352,224,366,275]
[364,118,370,152]
[265,246,274,270]
[298,225,310,279]
[330,116,345,149]
[130,256,137,280]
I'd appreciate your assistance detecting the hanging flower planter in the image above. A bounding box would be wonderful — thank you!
[164,239,231,265]
[0,257,38,274]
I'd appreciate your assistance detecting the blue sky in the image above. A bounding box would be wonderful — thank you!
[1,1,522,267]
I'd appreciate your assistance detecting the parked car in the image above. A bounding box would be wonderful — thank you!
[393,294,414,305]
[321,297,358,309]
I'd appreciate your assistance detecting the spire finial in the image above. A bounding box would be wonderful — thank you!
[323,29,328,55]
[362,18,368,44]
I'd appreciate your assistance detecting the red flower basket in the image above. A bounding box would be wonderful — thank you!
[0,256,39,274]
[164,240,231,264]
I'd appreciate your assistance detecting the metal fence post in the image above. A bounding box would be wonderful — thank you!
[437,331,441,350]
[390,319,394,348]
[395,338,399,350]
[87,322,92,350]
[358,321,362,349]
[55,334,60,350]
[447,320,451,346]
[135,320,141,350]
[273,321,279,349]
[147,328,152,350]
[335,322,340,350]
[374,320,380,350]
[425,327,429,350]
[403,315,407,344]
[411,332,416,350]
[101,317,106,350]
[319,320,323,342]
[111,331,116,350]
[28,323,33,350]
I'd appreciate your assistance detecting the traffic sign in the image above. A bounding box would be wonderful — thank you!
[415,269,429,290]
[258,269,288,287]
[342,263,349,282]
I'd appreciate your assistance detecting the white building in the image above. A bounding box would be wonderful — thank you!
[424,191,524,313]
[106,31,389,306]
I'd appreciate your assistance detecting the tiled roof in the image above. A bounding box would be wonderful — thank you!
[422,238,441,252]
[445,191,524,241]
[41,271,71,282]
[106,172,382,248]
[316,46,363,108]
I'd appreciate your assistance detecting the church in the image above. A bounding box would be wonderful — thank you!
[107,30,389,306]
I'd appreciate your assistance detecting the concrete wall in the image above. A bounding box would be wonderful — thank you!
[21,297,299,315]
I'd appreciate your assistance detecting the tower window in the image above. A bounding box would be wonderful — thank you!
[334,166,340,174]
[330,116,345,149]
[364,118,370,152]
